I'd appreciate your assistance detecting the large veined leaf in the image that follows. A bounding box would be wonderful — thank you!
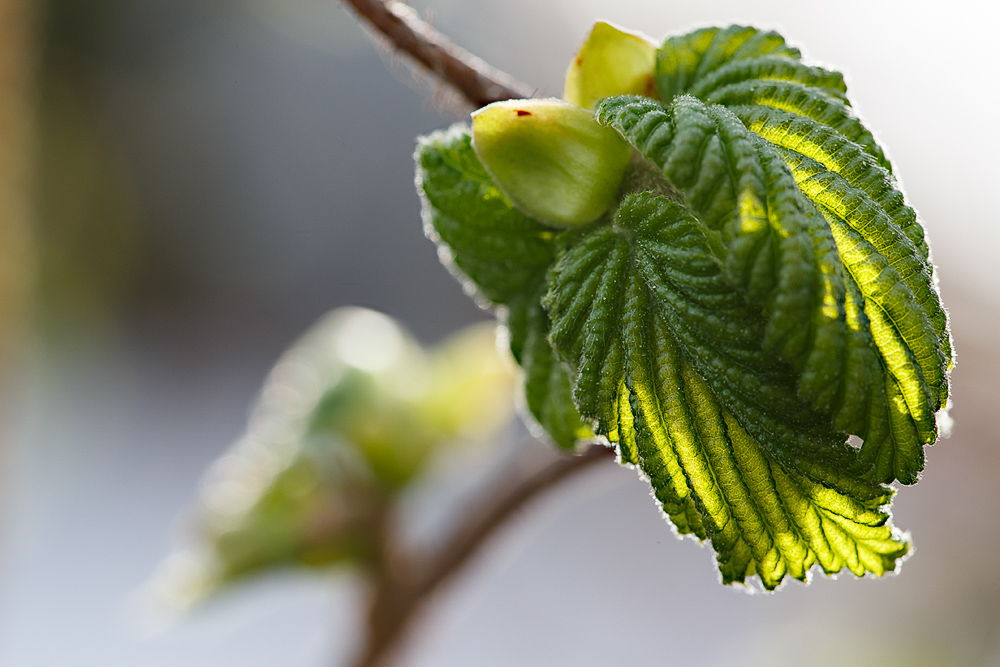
[415,23,951,589]
[595,94,935,485]
[653,25,951,408]
[545,193,907,587]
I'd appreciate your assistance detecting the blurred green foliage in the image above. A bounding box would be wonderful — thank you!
[151,308,516,609]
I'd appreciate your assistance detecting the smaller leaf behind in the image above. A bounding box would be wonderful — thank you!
[417,126,555,306]
[655,26,805,106]
[417,127,590,448]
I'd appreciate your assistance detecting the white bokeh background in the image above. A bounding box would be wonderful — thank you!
[1,0,999,665]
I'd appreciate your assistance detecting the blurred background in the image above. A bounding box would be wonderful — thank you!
[0,0,998,664]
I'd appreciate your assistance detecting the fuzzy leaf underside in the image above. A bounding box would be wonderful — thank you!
[414,24,950,589]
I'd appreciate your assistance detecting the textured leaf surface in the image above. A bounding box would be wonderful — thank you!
[543,193,907,588]
[653,24,952,385]
[418,128,590,448]
[596,93,942,486]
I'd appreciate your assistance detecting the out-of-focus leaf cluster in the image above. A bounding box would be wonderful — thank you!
[151,308,515,609]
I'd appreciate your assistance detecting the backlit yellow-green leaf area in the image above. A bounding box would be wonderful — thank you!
[415,24,950,590]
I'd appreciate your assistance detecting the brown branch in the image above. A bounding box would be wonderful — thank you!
[339,0,533,109]
[351,443,615,667]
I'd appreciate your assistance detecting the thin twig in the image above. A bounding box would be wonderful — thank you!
[339,0,533,108]
[351,444,615,667]
[416,443,615,599]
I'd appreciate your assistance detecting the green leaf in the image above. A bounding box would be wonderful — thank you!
[507,280,594,449]
[653,24,952,382]
[544,193,908,589]
[418,126,556,305]
[655,26,806,106]
[417,127,590,448]
[596,94,939,485]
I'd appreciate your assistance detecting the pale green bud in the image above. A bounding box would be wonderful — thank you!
[471,98,632,227]
[563,21,658,111]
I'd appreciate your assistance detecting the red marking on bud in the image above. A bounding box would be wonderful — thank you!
[516,109,531,116]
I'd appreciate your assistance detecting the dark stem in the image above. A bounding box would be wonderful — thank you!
[339,0,533,109]
[350,444,615,667]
